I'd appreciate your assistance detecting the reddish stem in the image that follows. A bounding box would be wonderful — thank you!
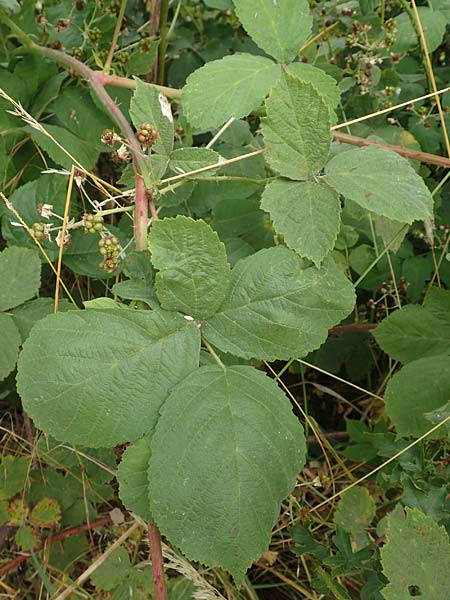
[0,514,113,578]
[148,522,167,600]
[329,323,377,335]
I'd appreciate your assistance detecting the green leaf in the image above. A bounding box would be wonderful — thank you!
[0,0,20,12]
[0,247,41,311]
[169,147,221,177]
[373,305,450,363]
[12,298,71,342]
[233,0,312,63]
[15,525,38,551]
[0,313,21,381]
[148,216,231,319]
[0,455,31,500]
[112,251,158,307]
[130,78,174,157]
[182,54,280,130]
[394,7,446,53]
[117,434,153,521]
[91,547,131,591]
[381,506,450,599]
[384,354,450,437]
[286,62,340,123]
[334,487,376,551]
[17,309,201,447]
[29,497,61,528]
[149,365,306,582]
[27,124,99,170]
[50,86,114,148]
[261,179,341,265]
[324,146,433,222]
[204,247,355,360]
[262,74,331,180]
[1,177,69,262]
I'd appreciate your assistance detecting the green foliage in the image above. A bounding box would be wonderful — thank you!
[324,146,434,222]
[334,487,376,550]
[17,309,201,446]
[1,0,449,593]
[380,506,450,599]
[182,54,280,130]
[233,0,312,63]
[0,247,41,311]
[148,365,306,583]
[262,75,331,180]
[148,216,231,318]
[204,248,355,360]
[261,179,341,265]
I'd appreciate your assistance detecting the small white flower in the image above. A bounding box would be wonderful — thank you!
[37,203,54,219]
[56,228,71,248]
[116,144,131,161]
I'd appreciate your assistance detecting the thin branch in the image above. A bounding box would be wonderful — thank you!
[148,523,168,600]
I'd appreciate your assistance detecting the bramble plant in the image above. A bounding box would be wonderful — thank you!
[1,0,450,598]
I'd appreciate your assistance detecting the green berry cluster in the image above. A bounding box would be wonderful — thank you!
[108,0,121,14]
[88,27,102,45]
[98,235,121,273]
[84,214,104,233]
[32,223,47,240]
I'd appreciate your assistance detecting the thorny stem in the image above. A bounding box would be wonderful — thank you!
[157,0,170,85]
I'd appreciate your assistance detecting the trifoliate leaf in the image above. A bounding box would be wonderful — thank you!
[17,309,201,447]
[182,54,280,130]
[0,313,21,381]
[233,0,312,63]
[384,354,450,437]
[149,365,306,583]
[381,506,450,599]
[148,216,231,319]
[262,75,331,180]
[324,146,433,222]
[261,179,341,265]
[130,78,174,157]
[117,434,152,521]
[286,62,340,123]
[203,246,355,360]
[0,246,41,311]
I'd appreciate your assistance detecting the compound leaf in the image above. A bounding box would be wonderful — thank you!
[233,0,312,63]
[381,506,450,599]
[149,365,306,582]
[148,216,231,319]
[203,246,355,360]
[324,146,433,222]
[262,74,331,180]
[182,54,280,130]
[17,309,200,447]
[169,147,221,177]
[261,179,341,265]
